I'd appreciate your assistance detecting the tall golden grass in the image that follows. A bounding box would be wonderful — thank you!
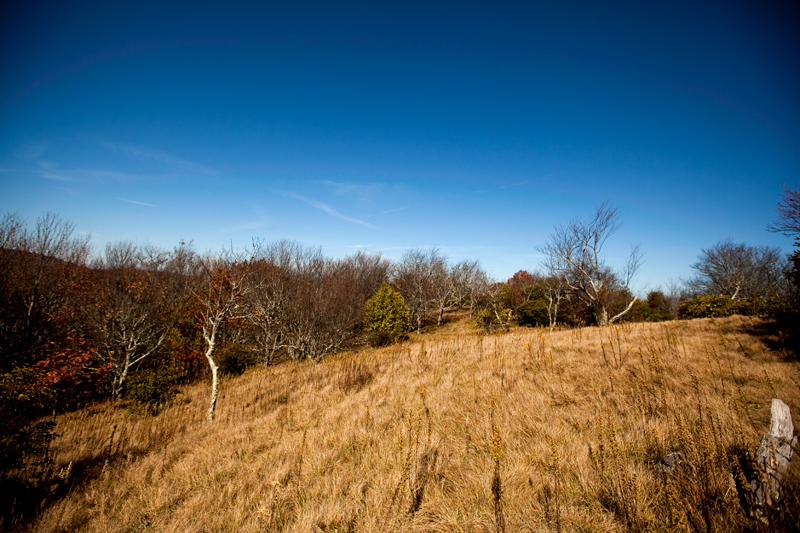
[29,315,800,532]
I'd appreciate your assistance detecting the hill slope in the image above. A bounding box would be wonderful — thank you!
[30,316,800,532]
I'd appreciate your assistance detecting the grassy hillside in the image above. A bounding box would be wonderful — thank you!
[29,315,800,532]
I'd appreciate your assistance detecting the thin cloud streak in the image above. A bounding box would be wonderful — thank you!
[40,172,75,182]
[116,197,156,207]
[283,192,377,229]
[314,180,385,199]
[78,169,164,182]
[378,205,416,215]
[473,181,529,194]
[101,142,219,176]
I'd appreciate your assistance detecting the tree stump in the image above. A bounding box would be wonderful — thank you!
[751,399,798,508]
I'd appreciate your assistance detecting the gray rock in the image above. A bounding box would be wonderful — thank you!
[654,452,685,477]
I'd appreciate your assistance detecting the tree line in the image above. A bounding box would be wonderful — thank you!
[2,190,799,409]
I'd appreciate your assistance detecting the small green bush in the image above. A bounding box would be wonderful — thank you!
[127,366,179,413]
[517,298,548,327]
[678,294,788,319]
[471,307,513,334]
[362,282,408,345]
[678,295,737,319]
[629,300,672,322]
[734,295,788,317]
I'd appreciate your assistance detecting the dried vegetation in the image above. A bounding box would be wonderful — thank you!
[28,315,800,532]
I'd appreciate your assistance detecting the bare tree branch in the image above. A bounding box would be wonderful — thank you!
[537,203,641,325]
[767,184,800,237]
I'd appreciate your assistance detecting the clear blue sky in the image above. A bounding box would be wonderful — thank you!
[1,0,798,292]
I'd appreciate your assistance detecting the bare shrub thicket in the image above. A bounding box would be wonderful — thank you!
[450,259,490,314]
[246,241,389,363]
[86,241,192,399]
[280,249,388,360]
[393,248,449,332]
[393,248,490,331]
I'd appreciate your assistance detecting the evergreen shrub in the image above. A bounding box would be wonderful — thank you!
[516,298,548,327]
[677,294,787,319]
[362,282,408,345]
[678,295,737,319]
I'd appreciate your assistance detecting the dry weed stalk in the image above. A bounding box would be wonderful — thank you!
[491,414,506,533]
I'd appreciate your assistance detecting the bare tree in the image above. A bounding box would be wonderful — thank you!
[88,241,188,399]
[195,254,251,421]
[245,242,388,363]
[540,260,568,330]
[245,240,298,365]
[429,251,454,326]
[538,202,642,326]
[768,184,800,237]
[0,212,26,250]
[663,278,689,317]
[472,282,513,334]
[688,240,787,300]
[0,212,92,370]
[393,248,449,332]
[450,259,489,318]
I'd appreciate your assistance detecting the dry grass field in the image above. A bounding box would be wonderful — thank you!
[28,315,800,532]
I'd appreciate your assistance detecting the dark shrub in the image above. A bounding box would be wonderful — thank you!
[127,366,179,413]
[0,368,61,526]
[217,343,257,376]
[517,298,548,327]
[734,295,787,317]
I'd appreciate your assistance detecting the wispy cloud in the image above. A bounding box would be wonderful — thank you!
[34,160,80,183]
[313,180,385,199]
[116,197,156,207]
[378,204,416,215]
[16,141,48,160]
[283,192,377,229]
[41,171,75,182]
[40,166,165,184]
[101,142,219,176]
[78,169,161,182]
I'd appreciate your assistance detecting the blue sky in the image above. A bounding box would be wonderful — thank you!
[1,0,798,292]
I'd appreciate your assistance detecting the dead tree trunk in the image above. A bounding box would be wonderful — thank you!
[751,399,797,508]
